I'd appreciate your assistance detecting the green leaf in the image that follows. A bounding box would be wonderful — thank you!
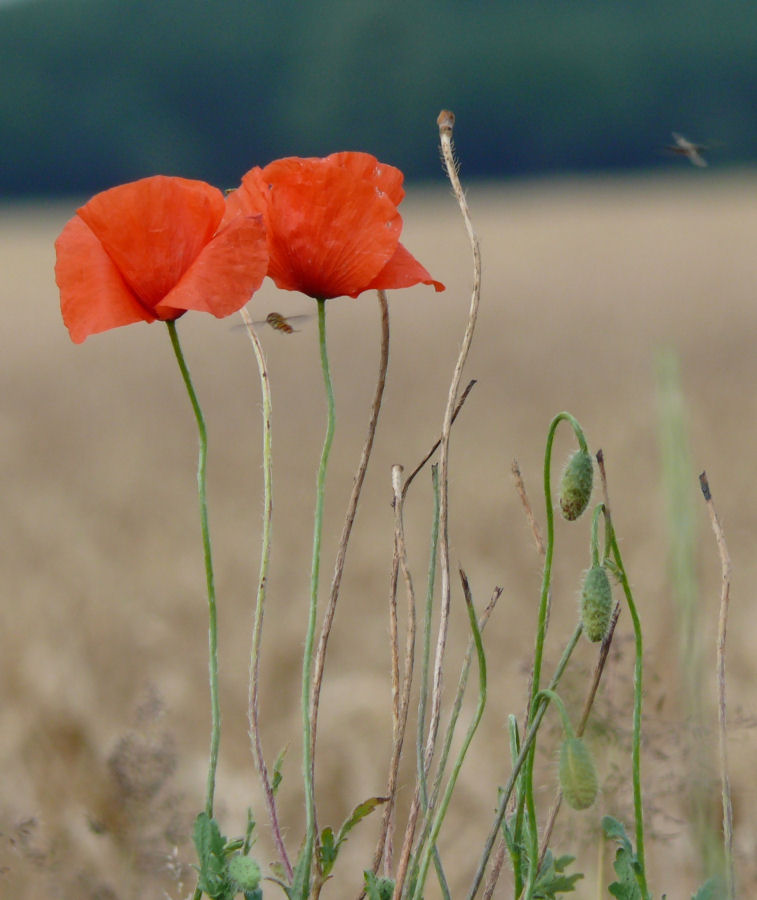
[602,817,643,900]
[532,849,584,898]
[286,841,312,900]
[192,812,232,899]
[317,797,387,879]
[364,870,395,900]
[318,826,337,877]
[272,746,287,796]
[336,797,387,846]
[691,876,723,900]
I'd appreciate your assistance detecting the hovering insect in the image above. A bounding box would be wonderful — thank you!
[665,132,708,168]
[234,312,312,335]
[261,312,312,333]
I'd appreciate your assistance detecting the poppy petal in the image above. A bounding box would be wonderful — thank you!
[77,176,225,310]
[327,152,405,206]
[55,214,156,344]
[239,160,402,299]
[155,214,269,318]
[363,242,445,295]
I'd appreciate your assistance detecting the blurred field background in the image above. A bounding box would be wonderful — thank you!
[3,171,757,897]
[5,0,757,896]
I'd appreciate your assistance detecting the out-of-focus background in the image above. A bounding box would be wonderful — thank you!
[3,1,757,898]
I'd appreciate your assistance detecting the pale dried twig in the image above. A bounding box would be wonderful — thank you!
[424,108,482,786]
[239,304,292,880]
[699,471,735,900]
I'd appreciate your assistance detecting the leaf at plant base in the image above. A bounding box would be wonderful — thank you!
[532,849,584,898]
[364,869,395,900]
[602,816,633,850]
[287,840,312,900]
[336,796,388,846]
[318,826,338,877]
[691,876,723,900]
[192,812,232,898]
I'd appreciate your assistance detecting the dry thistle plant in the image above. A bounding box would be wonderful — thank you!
[50,112,737,900]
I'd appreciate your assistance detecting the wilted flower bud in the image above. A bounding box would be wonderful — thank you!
[228,855,261,892]
[559,450,593,520]
[581,565,613,642]
[559,736,599,810]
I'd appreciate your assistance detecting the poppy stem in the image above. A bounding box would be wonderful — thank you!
[166,321,220,824]
[302,297,335,891]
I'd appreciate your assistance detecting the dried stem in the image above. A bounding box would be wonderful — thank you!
[375,464,418,877]
[309,289,390,779]
[238,305,292,879]
[511,458,546,558]
[699,471,735,900]
[425,107,482,788]
[402,379,477,500]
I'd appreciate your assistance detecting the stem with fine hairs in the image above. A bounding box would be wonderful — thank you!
[309,290,389,779]
[238,305,292,881]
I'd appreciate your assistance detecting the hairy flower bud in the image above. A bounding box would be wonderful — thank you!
[559,736,599,810]
[228,855,261,892]
[581,565,613,642]
[559,450,593,520]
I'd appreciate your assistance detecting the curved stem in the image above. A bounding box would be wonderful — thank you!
[518,411,587,897]
[302,297,335,891]
[238,306,293,880]
[596,451,649,900]
[166,321,220,826]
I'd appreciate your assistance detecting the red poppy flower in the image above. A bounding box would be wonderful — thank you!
[224,152,444,300]
[55,175,269,343]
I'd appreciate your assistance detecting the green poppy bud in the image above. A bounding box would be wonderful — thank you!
[559,736,598,810]
[228,855,261,892]
[581,565,613,642]
[559,450,593,521]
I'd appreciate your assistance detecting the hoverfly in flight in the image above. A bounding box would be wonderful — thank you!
[664,132,709,168]
[234,312,312,335]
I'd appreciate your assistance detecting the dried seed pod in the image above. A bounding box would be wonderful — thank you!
[581,565,613,642]
[559,449,593,520]
[559,736,599,810]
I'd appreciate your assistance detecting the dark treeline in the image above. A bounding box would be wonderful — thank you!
[2,0,757,196]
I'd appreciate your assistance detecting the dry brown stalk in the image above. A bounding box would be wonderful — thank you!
[239,304,292,880]
[424,107,482,796]
[699,471,735,900]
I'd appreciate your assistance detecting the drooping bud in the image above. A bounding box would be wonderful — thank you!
[581,565,613,642]
[559,450,593,521]
[559,736,599,810]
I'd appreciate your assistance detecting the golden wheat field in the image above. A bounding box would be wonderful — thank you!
[3,172,757,899]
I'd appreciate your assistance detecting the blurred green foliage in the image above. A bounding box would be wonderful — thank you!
[2,0,757,195]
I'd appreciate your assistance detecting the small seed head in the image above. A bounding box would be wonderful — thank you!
[559,736,598,810]
[581,565,613,642]
[228,855,261,892]
[559,450,593,520]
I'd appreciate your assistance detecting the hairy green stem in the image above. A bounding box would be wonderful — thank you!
[301,297,335,893]
[607,527,649,900]
[166,321,220,827]
[518,412,587,897]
